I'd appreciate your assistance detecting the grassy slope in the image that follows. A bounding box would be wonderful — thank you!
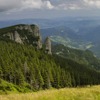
[0,85,100,100]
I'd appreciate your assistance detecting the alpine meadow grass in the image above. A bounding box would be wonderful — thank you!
[0,85,100,100]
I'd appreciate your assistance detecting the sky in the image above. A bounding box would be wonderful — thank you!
[0,0,100,20]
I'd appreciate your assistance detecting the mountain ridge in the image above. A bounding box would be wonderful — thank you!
[0,24,100,93]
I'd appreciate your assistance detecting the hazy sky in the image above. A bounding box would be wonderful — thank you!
[0,0,100,20]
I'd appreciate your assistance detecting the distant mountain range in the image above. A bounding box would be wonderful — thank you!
[41,24,100,57]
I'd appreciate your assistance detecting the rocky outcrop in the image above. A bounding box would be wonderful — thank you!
[31,25,42,49]
[32,25,40,37]
[16,26,23,30]
[16,25,33,32]
[4,24,43,48]
[45,37,52,55]
[36,36,42,49]
[7,31,23,44]
[7,32,14,41]
[14,31,23,44]
[1,24,53,54]
[15,24,40,36]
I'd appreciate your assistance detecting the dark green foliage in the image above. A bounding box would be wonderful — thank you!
[0,25,100,93]
[52,44,100,70]
[0,42,100,92]
[54,55,100,87]
[0,41,72,92]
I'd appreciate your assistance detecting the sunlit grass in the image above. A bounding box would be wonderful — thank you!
[0,85,100,100]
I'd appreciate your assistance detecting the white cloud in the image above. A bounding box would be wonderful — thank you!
[1,0,100,13]
[0,0,54,12]
[56,3,81,10]
[69,4,80,10]
[0,0,22,12]
[53,0,100,10]
[22,0,54,9]
[84,0,100,8]
[44,1,54,9]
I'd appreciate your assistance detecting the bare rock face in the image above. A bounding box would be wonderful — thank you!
[32,25,40,37]
[25,25,33,32]
[28,25,33,33]
[31,25,42,49]
[7,31,23,44]
[15,25,40,36]
[5,24,42,48]
[14,31,23,44]
[45,37,52,55]
[36,36,42,49]
[16,24,40,36]
[7,32,14,40]
[16,26,23,30]
[16,25,33,32]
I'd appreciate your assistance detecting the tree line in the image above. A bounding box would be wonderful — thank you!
[0,41,100,92]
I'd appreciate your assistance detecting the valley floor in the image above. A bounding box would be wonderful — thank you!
[0,85,100,100]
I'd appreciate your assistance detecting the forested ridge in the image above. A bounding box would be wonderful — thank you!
[52,44,100,70]
[0,24,100,93]
[0,41,72,92]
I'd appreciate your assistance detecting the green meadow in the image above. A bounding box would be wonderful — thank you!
[0,85,100,100]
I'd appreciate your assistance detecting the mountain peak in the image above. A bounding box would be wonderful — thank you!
[0,24,53,54]
[0,24,42,48]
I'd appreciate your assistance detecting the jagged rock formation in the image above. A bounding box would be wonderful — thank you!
[7,31,23,44]
[2,24,42,48]
[32,25,40,37]
[45,37,52,55]
[15,25,31,31]
[15,25,39,36]
[7,32,14,41]
[16,26,23,30]
[36,36,42,49]
[14,31,23,44]
[1,24,56,51]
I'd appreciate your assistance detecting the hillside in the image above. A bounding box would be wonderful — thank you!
[0,24,100,93]
[52,44,100,70]
[0,41,72,92]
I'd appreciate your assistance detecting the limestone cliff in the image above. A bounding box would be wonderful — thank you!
[0,24,53,54]
[16,24,42,43]
[32,25,40,37]
[7,32,14,41]
[14,31,23,44]
[7,31,23,44]
[45,37,52,55]
[15,25,40,36]
[1,24,42,49]
[36,36,42,49]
